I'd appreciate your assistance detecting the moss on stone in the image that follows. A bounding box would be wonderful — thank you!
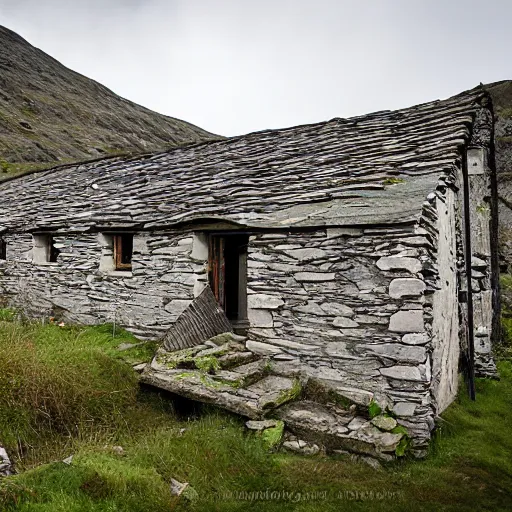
[304,378,356,410]
[382,177,405,185]
[198,374,223,388]
[156,347,199,369]
[195,356,220,374]
[371,414,397,431]
[174,372,198,381]
[208,332,235,346]
[156,348,225,374]
[210,373,244,389]
[173,371,227,390]
[260,420,284,449]
[264,379,302,410]
[327,390,354,409]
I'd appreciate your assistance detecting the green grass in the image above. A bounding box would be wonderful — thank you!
[0,161,59,179]
[0,319,157,466]
[495,106,512,119]
[0,320,511,511]
[499,274,512,359]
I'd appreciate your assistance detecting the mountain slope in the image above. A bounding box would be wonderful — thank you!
[485,80,512,267]
[0,26,218,176]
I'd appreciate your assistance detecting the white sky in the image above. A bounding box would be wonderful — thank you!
[1,0,511,136]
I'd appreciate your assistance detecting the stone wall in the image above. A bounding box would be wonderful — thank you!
[468,147,498,377]
[467,101,499,377]
[0,230,208,339]
[429,186,461,413]
[244,227,437,446]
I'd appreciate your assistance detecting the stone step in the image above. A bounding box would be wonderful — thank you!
[212,359,268,388]
[150,337,252,373]
[141,360,300,420]
[247,375,302,411]
[141,366,263,419]
[274,401,403,461]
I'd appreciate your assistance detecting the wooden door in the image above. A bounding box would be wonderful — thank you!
[208,236,225,310]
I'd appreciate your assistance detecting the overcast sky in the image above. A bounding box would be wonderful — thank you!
[1,0,511,136]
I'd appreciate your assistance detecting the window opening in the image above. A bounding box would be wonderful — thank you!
[33,234,59,263]
[49,236,60,263]
[113,234,133,270]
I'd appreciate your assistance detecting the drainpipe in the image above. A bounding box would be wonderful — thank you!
[462,150,476,400]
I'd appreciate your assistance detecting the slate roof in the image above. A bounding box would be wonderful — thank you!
[0,88,486,233]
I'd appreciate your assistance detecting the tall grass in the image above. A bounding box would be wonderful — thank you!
[0,320,156,465]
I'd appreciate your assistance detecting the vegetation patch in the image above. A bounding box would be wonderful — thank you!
[382,177,405,185]
[391,425,411,457]
[260,421,285,449]
[368,399,383,419]
[0,307,16,322]
[195,355,221,374]
[0,322,156,465]
[0,321,511,511]
[499,273,512,359]
[0,160,61,179]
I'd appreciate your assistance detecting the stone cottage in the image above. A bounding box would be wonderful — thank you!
[0,87,499,457]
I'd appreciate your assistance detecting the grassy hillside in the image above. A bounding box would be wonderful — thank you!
[0,317,510,512]
[0,26,218,178]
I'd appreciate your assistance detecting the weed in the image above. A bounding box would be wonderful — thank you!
[368,399,382,419]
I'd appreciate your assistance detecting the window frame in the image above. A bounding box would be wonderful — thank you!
[32,233,59,264]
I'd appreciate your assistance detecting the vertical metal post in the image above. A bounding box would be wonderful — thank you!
[462,150,476,400]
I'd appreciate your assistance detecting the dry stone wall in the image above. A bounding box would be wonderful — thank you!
[0,230,208,339]
[245,227,437,446]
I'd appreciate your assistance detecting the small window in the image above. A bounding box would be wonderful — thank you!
[32,234,59,263]
[49,238,60,263]
[0,239,6,260]
[113,234,133,270]
[208,234,248,328]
